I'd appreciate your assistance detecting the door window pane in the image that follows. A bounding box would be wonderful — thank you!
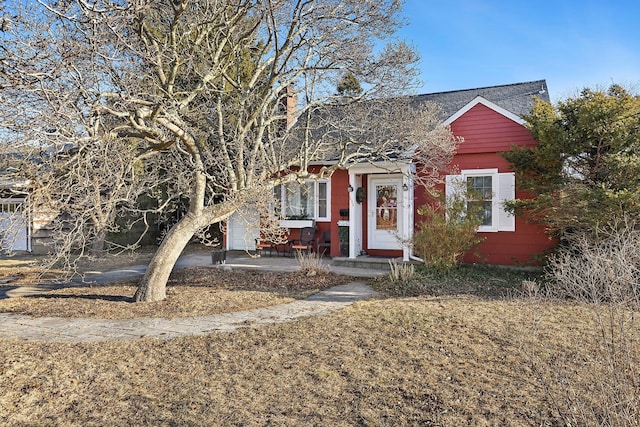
[375,185,398,230]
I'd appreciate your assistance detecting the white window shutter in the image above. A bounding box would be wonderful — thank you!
[445,174,464,200]
[445,174,464,222]
[497,172,515,231]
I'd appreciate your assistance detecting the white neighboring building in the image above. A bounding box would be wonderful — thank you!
[0,177,31,253]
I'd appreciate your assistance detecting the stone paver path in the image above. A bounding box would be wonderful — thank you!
[0,283,376,342]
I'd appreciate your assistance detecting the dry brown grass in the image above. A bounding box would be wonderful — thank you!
[0,244,205,284]
[2,295,637,426]
[0,267,354,319]
[0,259,64,286]
[0,247,157,286]
[0,285,297,319]
[2,253,639,425]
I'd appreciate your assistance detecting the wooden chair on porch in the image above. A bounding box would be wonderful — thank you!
[316,230,331,256]
[255,227,289,257]
[286,226,316,256]
[254,237,278,256]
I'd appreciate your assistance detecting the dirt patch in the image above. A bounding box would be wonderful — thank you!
[0,267,358,319]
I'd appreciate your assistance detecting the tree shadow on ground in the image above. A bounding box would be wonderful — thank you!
[26,294,134,303]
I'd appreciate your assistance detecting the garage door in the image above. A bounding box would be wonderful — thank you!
[0,198,29,252]
[227,211,259,251]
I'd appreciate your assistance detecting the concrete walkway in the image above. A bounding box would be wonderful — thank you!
[0,283,376,342]
[0,252,383,342]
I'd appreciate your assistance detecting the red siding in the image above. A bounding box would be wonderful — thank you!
[453,104,537,154]
[227,102,557,264]
[465,221,554,265]
[415,103,556,265]
[329,169,350,257]
[366,248,402,257]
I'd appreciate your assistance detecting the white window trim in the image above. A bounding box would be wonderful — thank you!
[443,96,526,126]
[275,179,331,222]
[465,168,499,232]
[315,180,330,222]
[446,168,515,233]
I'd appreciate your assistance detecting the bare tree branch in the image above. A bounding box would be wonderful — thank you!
[1,0,457,302]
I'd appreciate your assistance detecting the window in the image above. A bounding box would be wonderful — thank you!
[285,181,313,219]
[375,184,398,231]
[0,199,24,215]
[467,175,493,227]
[446,169,515,232]
[274,180,330,221]
[317,181,328,218]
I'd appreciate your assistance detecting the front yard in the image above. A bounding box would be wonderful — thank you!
[1,259,638,425]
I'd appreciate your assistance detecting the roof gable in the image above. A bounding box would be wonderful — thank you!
[443,96,526,126]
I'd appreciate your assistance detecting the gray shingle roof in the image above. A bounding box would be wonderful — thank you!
[413,79,550,119]
[297,80,550,164]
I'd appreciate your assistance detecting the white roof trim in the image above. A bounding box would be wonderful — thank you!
[443,96,526,126]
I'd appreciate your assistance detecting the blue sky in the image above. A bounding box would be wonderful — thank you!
[397,0,640,102]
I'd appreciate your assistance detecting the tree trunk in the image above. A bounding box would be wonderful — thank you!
[134,215,197,302]
[91,229,107,257]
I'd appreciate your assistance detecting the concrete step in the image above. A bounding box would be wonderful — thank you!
[331,256,401,271]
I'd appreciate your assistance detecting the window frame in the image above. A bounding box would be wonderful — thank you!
[446,169,515,233]
[274,179,331,222]
[464,170,498,232]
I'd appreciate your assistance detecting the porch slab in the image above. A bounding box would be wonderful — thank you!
[332,256,406,271]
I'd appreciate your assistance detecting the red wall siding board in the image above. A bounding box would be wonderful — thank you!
[452,104,537,154]
[463,219,555,265]
[454,152,512,171]
[330,169,350,257]
[366,249,402,257]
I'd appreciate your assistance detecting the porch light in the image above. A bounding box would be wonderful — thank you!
[347,184,354,192]
[402,183,409,191]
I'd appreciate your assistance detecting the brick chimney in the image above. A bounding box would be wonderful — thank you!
[278,84,298,130]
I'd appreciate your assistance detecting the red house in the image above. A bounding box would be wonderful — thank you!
[225,80,556,265]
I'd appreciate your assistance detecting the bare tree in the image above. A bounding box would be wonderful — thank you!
[1,0,458,302]
[1,1,163,262]
[34,138,162,259]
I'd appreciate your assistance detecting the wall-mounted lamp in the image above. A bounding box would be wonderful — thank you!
[402,183,409,191]
[347,184,354,192]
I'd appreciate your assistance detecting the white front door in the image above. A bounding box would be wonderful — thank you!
[368,176,403,250]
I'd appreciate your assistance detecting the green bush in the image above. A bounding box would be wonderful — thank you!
[412,189,485,270]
